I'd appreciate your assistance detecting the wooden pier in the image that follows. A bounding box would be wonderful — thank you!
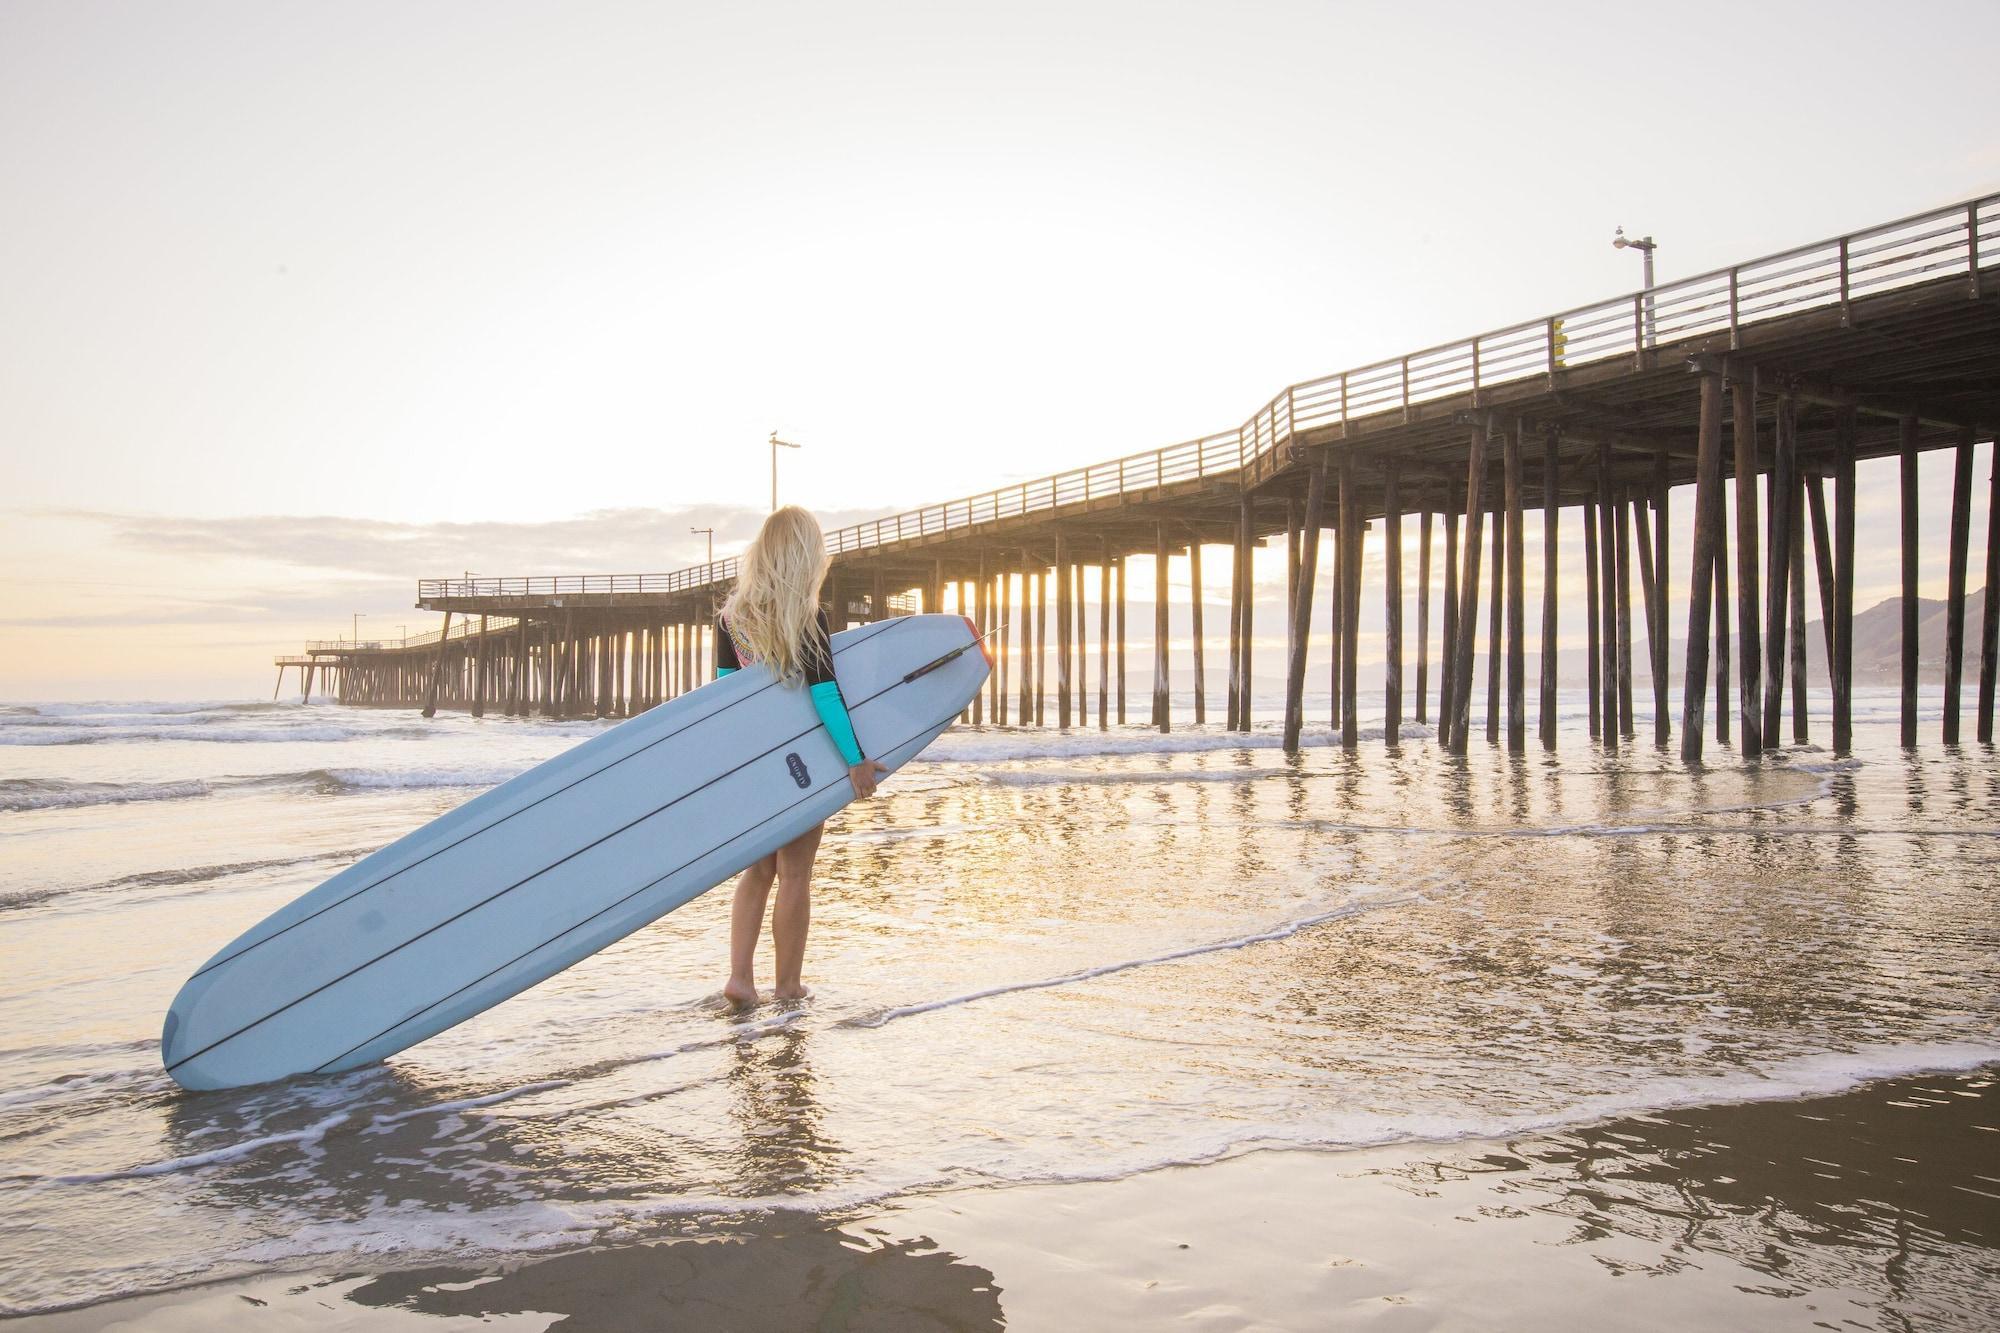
[299,194,2000,758]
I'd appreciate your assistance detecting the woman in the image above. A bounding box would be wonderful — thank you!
[713,506,888,1008]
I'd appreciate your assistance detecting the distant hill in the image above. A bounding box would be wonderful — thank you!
[1807,588,1989,684]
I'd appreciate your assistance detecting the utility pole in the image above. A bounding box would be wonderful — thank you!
[769,432,802,510]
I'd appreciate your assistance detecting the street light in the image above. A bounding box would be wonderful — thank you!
[769,431,802,511]
[1612,226,1658,348]
[352,612,366,645]
[690,526,715,573]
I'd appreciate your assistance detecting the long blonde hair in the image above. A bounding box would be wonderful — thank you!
[721,506,828,683]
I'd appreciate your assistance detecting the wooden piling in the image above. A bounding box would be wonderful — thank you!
[1732,372,1763,758]
[1979,439,1999,745]
[1486,495,1502,747]
[1762,394,1796,743]
[1284,453,1328,754]
[1832,410,1856,753]
[1448,421,1488,755]
[1789,481,1808,744]
[1504,421,1525,752]
[1056,534,1072,729]
[1584,500,1602,741]
[1154,524,1172,734]
[1099,554,1111,730]
[1541,433,1559,751]
[472,615,489,718]
[1384,464,1403,746]
[421,611,453,719]
[1116,555,1128,725]
[1190,540,1206,724]
[1634,500,1661,745]
[1228,515,1245,731]
[1338,457,1360,749]
[1899,414,1919,748]
[1439,482,1460,749]
[1943,427,1974,744]
[1680,368,1728,756]
[997,562,1012,725]
[1073,564,1087,725]
[1018,558,1033,726]
[1234,497,1251,732]
[1035,565,1048,726]
[1715,498,1731,746]
[1652,453,1671,747]
[1417,501,1432,726]
[1615,495,1635,740]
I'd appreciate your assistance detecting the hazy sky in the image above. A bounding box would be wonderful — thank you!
[3,0,1996,698]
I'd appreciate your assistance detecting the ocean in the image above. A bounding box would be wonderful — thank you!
[1,689,1995,1324]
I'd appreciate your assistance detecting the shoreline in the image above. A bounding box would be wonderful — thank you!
[17,1066,1995,1331]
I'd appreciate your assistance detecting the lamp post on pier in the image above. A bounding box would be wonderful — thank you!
[769,432,802,511]
[691,527,715,578]
[1613,226,1658,347]
[351,612,365,645]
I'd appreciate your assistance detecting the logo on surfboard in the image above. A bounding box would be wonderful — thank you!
[785,753,810,788]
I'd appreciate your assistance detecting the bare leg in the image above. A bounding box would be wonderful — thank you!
[770,822,824,1000]
[724,853,777,1008]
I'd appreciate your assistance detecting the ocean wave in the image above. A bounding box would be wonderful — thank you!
[0,778,212,813]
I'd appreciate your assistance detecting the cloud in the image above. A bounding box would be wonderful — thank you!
[29,503,897,582]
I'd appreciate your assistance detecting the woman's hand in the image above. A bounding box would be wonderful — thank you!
[848,759,889,800]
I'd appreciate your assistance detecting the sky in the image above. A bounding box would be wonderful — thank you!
[2,0,1996,699]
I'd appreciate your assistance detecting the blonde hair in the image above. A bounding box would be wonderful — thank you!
[721,506,828,683]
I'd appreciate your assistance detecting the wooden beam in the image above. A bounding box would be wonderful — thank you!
[1384,464,1403,746]
[1228,510,1245,731]
[1190,540,1206,725]
[1117,555,1128,726]
[1596,442,1618,749]
[1790,477,1808,743]
[1616,495,1635,740]
[1732,371,1763,758]
[1099,548,1111,731]
[1056,533,1072,729]
[1540,435,1559,751]
[1284,454,1328,754]
[1943,427,1974,744]
[1686,379,1729,758]
[421,611,453,719]
[1833,410,1857,752]
[1417,500,1432,726]
[1341,455,1361,750]
[1762,394,1797,744]
[1154,523,1172,734]
[1440,481,1460,749]
[1585,498,1601,741]
[1448,422,1489,755]
[1504,421,1525,752]
[1900,414,1919,747]
[1980,439,1999,745]
[1634,499,1662,747]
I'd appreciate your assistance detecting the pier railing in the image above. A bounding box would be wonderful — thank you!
[307,614,518,654]
[421,192,1997,604]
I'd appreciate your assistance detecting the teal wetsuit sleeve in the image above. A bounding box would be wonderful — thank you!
[809,681,864,766]
[804,609,864,766]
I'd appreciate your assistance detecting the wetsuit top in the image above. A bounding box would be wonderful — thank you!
[713,607,865,767]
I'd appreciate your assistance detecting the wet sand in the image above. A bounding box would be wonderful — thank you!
[21,1068,1994,1331]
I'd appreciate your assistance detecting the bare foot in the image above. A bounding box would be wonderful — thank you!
[773,983,812,1002]
[722,977,759,1009]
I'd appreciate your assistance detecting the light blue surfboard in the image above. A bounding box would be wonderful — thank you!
[162,614,992,1091]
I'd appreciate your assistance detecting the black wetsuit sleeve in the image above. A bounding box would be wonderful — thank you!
[714,614,742,675]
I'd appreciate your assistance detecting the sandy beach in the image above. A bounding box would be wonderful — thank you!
[16,1068,1992,1330]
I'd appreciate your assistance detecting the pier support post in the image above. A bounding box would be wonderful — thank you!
[1715,496,1731,746]
[997,561,1012,724]
[1190,540,1206,724]
[1596,445,1619,749]
[1944,427,1974,744]
[974,557,989,725]
[1900,415,1919,747]
[1979,438,2000,745]
[1833,410,1857,752]
[1634,500,1662,746]
[1448,421,1489,755]
[1540,433,1560,750]
[1099,551,1111,730]
[1072,565,1087,726]
[1487,495,1502,747]
[1762,394,1797,743]
[1116,555,1128,725]
[1018,556,1033,725]
[1384,463,1403,746]
[472,616,490,718]
[1790,481,1808,743]
[1439,479,1460,749]
[1234,498,1251,731]
[1504,421,1525,752]
[421,612,453,719]
[1228,517,1244,731]
[1616,495,1634,741]
[1154,524,1173,733]
[1417,499,1432,726]
[1340,456,1361,749]
[1284,453,1328,754]
[1652,454,1671,746]
[1034,564,1047,726]
[1680,368,1728,756]
[1584,499,1602,741]
[1732,372,1763,758]
[1056,533,1072,729]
